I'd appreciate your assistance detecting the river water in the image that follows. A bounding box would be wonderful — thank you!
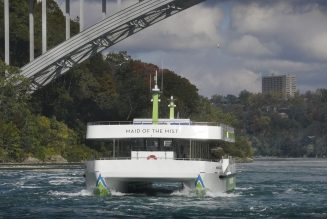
[0,159,326,218]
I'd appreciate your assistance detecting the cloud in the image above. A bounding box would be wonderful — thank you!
[115,3,223,52]
[135,49,261,97]
[120,0,327,95]
[306,32,327,60]
[242,58,327,92]
[231,1,327,61]
[243,59,322,73]
[194,68,261,96]
[227,35,273,57]
[56,0,223,51]
[52,0,327,96]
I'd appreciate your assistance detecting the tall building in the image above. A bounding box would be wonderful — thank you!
[262,74,296,99]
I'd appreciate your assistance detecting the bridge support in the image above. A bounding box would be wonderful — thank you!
[102,0,107,19]
[42,0,47,54]
[21,0,205,89]
[66,0,70,40]
[80,0,84,31]
[29,0,34,61]
[4,0,9,64]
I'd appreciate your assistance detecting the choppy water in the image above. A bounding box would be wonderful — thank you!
[0,159,326,218]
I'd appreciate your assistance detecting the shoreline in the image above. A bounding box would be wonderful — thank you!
[2,157,326,169]
[253,157,327,161]
[0,162,84,170]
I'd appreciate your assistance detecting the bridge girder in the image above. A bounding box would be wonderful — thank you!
[20,0,205,90]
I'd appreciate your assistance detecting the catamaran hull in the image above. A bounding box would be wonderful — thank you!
[85,159,236,195]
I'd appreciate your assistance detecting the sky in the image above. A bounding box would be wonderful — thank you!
[56,0,327,97]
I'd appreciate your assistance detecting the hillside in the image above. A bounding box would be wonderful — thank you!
[211,90,327,157]
[30,52,251,160]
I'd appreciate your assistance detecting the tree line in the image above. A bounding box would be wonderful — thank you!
[211,90,327,157]
[0,51,252,162]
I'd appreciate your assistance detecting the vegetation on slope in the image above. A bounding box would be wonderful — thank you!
[0,60,94,162]
[211,90,327,157]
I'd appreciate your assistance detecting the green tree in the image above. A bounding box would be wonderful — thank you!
[0,121,22,161]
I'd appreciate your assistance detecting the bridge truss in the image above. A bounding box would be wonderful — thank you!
[20,0,205,90]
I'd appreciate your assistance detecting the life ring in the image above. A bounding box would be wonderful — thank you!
[147,155,157,160]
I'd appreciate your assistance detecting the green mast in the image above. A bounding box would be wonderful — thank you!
[168,96,176,119]
[151,71,161,124]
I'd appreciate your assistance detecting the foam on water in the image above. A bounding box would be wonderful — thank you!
[236,186,253,191]
[205,191,240,198]
[169,187,240,198]
[171,187,194,197]
[20,185,42,189]
[49,178,75,185]
[48,189,92,197]
[110,190,130,196]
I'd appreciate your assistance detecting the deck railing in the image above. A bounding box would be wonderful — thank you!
[95,157,222,162]
[87,121,224,126]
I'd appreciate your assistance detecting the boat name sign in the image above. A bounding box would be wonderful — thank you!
[126,128,178,134]
[87,124,224,140]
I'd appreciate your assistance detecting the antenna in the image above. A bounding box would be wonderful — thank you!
[151,70,160,124]
[161,69,164,93]
[161,59,164,93]
[154,70,158,87]
[150,74,152,92]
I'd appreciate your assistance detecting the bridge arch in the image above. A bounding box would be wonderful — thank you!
[18,0,204,90]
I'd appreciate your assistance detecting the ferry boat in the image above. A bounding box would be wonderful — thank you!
[85,72,236,196]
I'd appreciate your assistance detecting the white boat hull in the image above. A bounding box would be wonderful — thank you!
[85,158,236,195]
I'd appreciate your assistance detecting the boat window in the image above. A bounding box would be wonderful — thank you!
[164,140,172,147]
[146,139,159,151]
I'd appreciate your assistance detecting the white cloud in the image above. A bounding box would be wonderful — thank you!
[231,1,327,61]
[243,59,322,73]
[125,0,327,95]
[305,32,327,60]
[52,0,327,96]
[227,35,272,57]
[115,3,223,51]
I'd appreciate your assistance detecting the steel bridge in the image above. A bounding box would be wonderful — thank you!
[3,0,205,90]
